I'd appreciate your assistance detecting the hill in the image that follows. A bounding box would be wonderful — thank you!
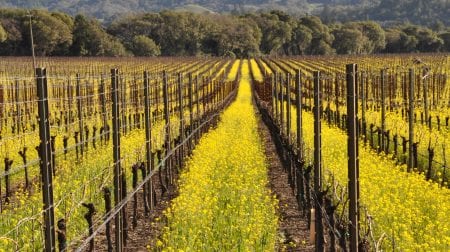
[0,0,448,25]
[319,0,450,26]
[0,0,310,21]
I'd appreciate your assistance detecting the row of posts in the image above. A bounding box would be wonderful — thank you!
[267,66,362,251]
[263,64,421,251]
[35,67,236,251]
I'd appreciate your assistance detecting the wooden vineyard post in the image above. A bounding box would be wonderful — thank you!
[220,76,224,107]
[111,68,123,251]
[143,71,153,213]
[380,69,386,153]
[274,73,278,124]
[66,78,72,132]
[178,73,185,168]
[286,73,293,186]
[270,74,274,118]
[280,73,285,135]
[4,158,12,203]
[347,64,360,252]
[195,75,200,144]
[361,71,366,143]
[155,79,160,123]
[212,80,216,112]
[408,69,415,172]
[15,79,21,134]
[295,69,305,213]
[56,219,66,252]
[120,76,127,135]
[335,75,340,126]
[76,73,84,157]
[201,77,206,119]
[188,73,194,152]
[18,147,29,189]
[103,187,113,252]
[36,68,56,252]
[82,203,96,252]
[132,164,139,228]
[402,72,407,119]
[286,73,292,144]
[423,68,430,129]
[205,77,209,115]
[0,83,3,131]
[100,75,107,145]
[163,71,172,184]
[313,71,324,251]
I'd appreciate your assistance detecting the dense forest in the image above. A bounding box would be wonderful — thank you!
[0,8,449,57]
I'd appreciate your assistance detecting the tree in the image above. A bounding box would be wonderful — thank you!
[300,16,334,55]
[206,15,261,57]
[333,26,365,54]
[357,21,385,53]
[103,38,128,56]
[131,35,160,56]
[384,28,418,53]
[290,24,312,55]
[158,11,209,56]
[0,22,6,42]
[71,14,127,56]
[71,14,103,56]
[439,32,450,52]
[0,16,23,55]
[25,10,73,56]
[108,13,162,51]
[413,27,443,52]
[393,24,444,52]
[252,12,293,55]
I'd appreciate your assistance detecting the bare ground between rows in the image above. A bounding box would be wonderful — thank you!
[91,170,179,252]
[125,175,179,252]
[127,174,179,251]
[256,112,314,252]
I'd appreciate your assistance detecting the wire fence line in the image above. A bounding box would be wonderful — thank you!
[0,58,239,251]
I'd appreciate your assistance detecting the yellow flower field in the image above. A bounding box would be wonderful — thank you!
[158,60,278,251]
[294,105,450,251]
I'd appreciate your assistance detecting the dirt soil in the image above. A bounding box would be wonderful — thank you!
[124,172,179,252]
[90,170,179,252]
[257,114,314,252]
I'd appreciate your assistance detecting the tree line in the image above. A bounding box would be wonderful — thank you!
[0,8,449,57]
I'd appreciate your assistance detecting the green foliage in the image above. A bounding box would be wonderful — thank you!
[333,26,365,54]
[213,16,261,57]
[440,32,450,52]
[103,37,128,56]
[158,11,209,56]
[30,10,71,55]
[403,25,443,52]
[0,15,23,55]
[290,24,312,55]
[0,8,448,56]
[71,14,127,56]
[384,25,444,53]
[71,14,102,56]
[252,12,293,55]
[354,21,385,53]
[332,21,386,54]
[131,35,160,56]
[0,22,6,42]
[300,16,335,55]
